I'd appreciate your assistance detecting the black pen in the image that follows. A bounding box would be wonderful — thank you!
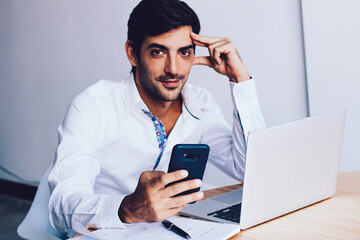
[162,220,191,239]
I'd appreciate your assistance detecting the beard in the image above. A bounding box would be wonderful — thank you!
[137,61,187,102]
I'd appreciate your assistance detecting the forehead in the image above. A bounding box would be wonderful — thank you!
[141,25,193,50]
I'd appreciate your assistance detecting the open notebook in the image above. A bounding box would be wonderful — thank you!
[71,216,239,240]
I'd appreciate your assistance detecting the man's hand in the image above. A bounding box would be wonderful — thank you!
[191,32,251,83]
[118,170,204,223]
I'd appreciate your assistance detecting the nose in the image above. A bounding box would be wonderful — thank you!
[164,54,179,76]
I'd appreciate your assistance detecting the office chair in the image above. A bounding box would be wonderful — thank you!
[17,165,67,240]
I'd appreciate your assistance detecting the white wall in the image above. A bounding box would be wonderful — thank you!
[0,0,307,187]
[301,0,360,171]
[0,0,137,182]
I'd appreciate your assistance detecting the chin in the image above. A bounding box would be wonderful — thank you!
[162,94,181,102]
[160,90,182,102]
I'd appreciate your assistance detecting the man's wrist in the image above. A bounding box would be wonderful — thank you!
[229,69,251,83]
[229,73,252,83]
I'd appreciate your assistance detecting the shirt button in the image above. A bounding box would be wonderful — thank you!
[154,120,159,124]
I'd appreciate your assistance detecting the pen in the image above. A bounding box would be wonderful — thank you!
[162,220,191,239]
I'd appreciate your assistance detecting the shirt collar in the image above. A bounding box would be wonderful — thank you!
[181,84,211,120]
[124,74,148,113]
[124,74,210,119]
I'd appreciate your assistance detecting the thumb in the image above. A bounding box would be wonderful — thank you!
[193,56,212,68]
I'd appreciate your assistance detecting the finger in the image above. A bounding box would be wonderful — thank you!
[168,191,205,209]
[208,40,229,65]
[193,42,228,67]
[212,42,232,66]
[191,32,223,46]
[193,56,212,67]
[151,170,188,190]
[162,178,202,197]
[192,39,207,47]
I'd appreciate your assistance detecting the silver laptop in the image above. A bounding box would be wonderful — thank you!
[180,110,346,230]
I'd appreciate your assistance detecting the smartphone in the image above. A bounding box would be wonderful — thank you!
[166,144,210,197]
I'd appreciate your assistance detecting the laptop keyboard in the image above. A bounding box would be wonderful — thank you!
[207,203,241,223]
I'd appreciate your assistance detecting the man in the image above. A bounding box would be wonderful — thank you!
[48,0,265,236]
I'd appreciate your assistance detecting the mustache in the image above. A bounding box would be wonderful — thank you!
[156,73,185,81]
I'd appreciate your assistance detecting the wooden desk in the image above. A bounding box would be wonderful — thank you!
[204,171,360,240]
[74,172,360,239]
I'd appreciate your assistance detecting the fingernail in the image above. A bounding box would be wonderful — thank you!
[197,191,204,199]
[181,170,188,177]
[194,179,202,187]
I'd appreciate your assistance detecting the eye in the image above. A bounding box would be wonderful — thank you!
[151,49,165,57]
[180,51,192,57]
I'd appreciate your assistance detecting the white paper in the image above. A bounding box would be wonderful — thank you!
[72,216,239,240]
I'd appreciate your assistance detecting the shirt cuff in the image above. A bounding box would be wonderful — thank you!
[229,78,265,139]
[229,78,260,107]
[98,196,126,228]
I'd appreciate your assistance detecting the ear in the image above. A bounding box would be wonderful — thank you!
[125,40,138,67]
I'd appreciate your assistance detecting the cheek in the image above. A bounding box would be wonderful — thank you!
[143,59,164,76]
[182,58,195,73]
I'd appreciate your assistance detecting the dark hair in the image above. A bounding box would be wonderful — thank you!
[127,0,201,72]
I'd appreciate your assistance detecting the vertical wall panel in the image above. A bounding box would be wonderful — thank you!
[302,0,360,171]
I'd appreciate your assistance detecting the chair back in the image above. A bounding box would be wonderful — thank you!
[17,165,67,240]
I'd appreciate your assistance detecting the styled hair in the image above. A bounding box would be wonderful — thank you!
[127,0,201,72]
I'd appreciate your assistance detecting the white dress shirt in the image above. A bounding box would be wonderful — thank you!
[48,75,265,235]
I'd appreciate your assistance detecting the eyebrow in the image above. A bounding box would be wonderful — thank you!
[178,45,194,52]
[147,43,194,52]
[147,43,169,51]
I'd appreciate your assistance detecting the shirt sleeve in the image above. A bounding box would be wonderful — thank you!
[200,79,265,182]
[48,92,126,235]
